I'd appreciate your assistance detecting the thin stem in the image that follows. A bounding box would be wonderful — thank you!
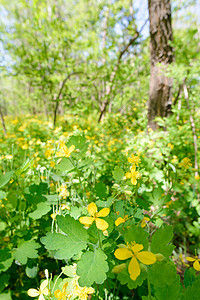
[147,270,152,300]
[97,229,102,249]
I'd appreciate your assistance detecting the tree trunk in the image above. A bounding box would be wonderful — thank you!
[148,0,174,130]
[0,106,7,136]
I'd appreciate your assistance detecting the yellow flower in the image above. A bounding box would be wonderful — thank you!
[179,157,192,169]
[179,254,189,267]
[79,202,110,231]
[5,155,13,160]
[125,165,141,185]
[115,215,128,226]
[186,256,200,271]
[54,283,69,300]
[114,242,156,281]
[73,275,94,300]
[141,217,150,228]
[28,280,48,300]
[57,184,69,199]
[56,142,75,158]
[128,154,141,166]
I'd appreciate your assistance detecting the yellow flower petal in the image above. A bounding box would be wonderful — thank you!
[128,256,141,281]
[40,280,48,291]
[95,218,109,231]
[88,202,97,216]
[96,207,110,217]
[79,216,94,226]
[186,257,196,262]
[115,217,125,226]
[131,177,137,185]
[131,243,143,253]
[68,145,75,153]
[56,151,65,157]
[193,260,200,271]
[114,248,133,260]
[125,172,131,179]
[27,289,40,297]
[136,251,156,265]
[54,289,62,297]
[42,287,48,296]
[38,295,45,300]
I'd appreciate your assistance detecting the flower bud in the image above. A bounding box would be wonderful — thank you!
[155,253,165,261]
[112,263,126,274]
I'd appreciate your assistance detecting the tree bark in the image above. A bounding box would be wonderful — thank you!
[0,106,7,136]
[148,0,174,130]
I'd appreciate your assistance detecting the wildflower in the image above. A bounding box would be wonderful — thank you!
[128,154,141,166]
[5,155,13,160]
[186,255,200,271]
[141,217,150,228]
[57,184,69,199]
[125,165,141,185]
[179,157,192,169]
[28,280,48,300]
[73,275,94,300]
[61,204,70,210]
[79,202,110,231]
[115,215,128,226]
[56,142,75,158]
[179,254,189,267]
[114,242,156,280]
[54,283,69,300]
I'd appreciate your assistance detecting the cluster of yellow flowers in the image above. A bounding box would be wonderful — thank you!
[125,154,141,185]
[179,157,192,169]
[27,266,94,300]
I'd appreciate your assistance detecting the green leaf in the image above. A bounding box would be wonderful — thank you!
[13,240,40,265]
[56,158,74,172]
[62,265,76,277]
[68,135,86,151]
[182,279,200,300]
[0,249,11,262]
[0,293,12,300]
[0,191,7,200]
[0,171,14,189]
[15,159,30,175]
[112,167,124,182]
[41,215,89,259]
[77,249,109,286]
[0,274,10,293]
[124,225,149,250]
[183,268,197,288]
[142,296,156,300]
[150,261,181,300]
[117,264,147,289]
[149,261,179,287]
[151,225,175,257]
[29,202,51,220]
[25,266,38,278]
[44,194,58,204]
[95,182,107,199]
[5,191,18,209]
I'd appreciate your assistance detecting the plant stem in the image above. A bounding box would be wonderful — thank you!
[97,229,102,249]
[147,270,152,300]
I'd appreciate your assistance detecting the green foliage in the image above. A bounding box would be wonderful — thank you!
[13,240,40,265]
[151,225,175,257]
[77,249,109,286]
[41,215,89,259]
[181,279,200,300]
